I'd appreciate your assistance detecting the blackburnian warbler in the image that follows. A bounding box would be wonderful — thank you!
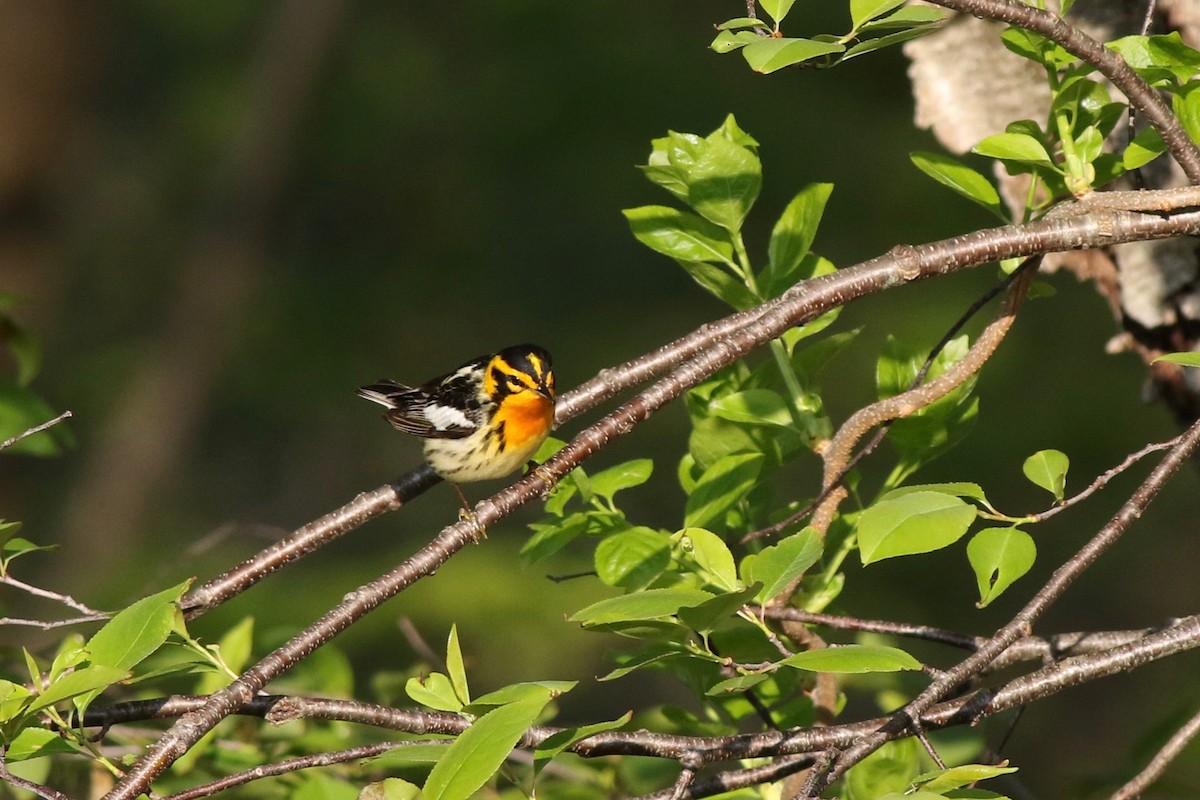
[357,344,556,496]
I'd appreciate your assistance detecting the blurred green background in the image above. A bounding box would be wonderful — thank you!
[2,1,1198,794]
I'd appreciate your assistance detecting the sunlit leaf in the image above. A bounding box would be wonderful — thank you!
[406,672,463,712]
[968,528,1037,607]
[913,763,1019,793]
[1022,449,1069,501]
[595,527,670,589]
[623,206,735,264]
[570,588,715,626]
[856,491,976,564]
[910,151,1005,219]
[589,459,654,500]
[710,389,793,427]
[973,132,1054,165]
[741,527,823,603]
[674,527,740,591]
[766,184,834,293]
[742,38,845,74]
[446,625,470,706]
[851,0,907,29]
[780,644,921,673]
[422,689,554,800]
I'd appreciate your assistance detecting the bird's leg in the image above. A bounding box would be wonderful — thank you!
[453,483,487,541]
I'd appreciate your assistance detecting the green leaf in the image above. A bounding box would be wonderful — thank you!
[710,389,794,427]
[86,581,189,671]
[533,711,632,776]
[968,528,1036,607]
[973,132,1053,165]
[741,527,824,603]
[623,206,735,265]
[711,29,760,54]
[595,527,670,589]
[27,665,129,713]
[886,482,988,503]
[856,491,977,564]
[914,763,1019,793]
[742,38,845,73]
[688,127,763,232]
[1154,351,1200,367]
[674,527,740,591]
[1022,449,1069,501]
[676,260,759,310]
[446,625,470,706]
[761,0,797,25]
[780,644,921,673]
[599,645,684,681]
[856,5,945,30]
[1175,82,1200,146]
[0,679,33,721]
[706,672,771,695]
[851,0,908,28]
[684,452,765,529]
[1124,126,1166,169]
[677,584,761,632]
[6,727,80,761]
[406,672,463,712]
[1108,33,1200,83]
[843,25,941,60]
[910,152,1005,219]
[845,738,921,800]
[589,459,653,500]
[469,681,574,710]
[715,17,771,31]
[1,536,57,571]
[766,184,834,292]
[422,689,554,800]
[570,588,715,626]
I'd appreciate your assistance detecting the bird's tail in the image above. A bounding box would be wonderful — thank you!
[356,379,413,408]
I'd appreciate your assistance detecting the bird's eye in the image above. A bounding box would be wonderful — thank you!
[506,376,524,392]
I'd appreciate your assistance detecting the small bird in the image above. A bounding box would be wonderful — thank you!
[357,344,556,506]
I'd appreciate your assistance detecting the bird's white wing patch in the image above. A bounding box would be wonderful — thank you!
[423,404,474,431]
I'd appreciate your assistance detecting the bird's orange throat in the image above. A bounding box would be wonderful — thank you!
[493,394,554,448]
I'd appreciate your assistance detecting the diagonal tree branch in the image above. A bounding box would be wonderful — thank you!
[181,191,1200,618]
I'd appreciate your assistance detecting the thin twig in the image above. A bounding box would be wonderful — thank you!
[160,741,410,800]
[1110,705,1200,800]
[0,410,71,452]
[0,574,108,618]
[1027,435,1182,522]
